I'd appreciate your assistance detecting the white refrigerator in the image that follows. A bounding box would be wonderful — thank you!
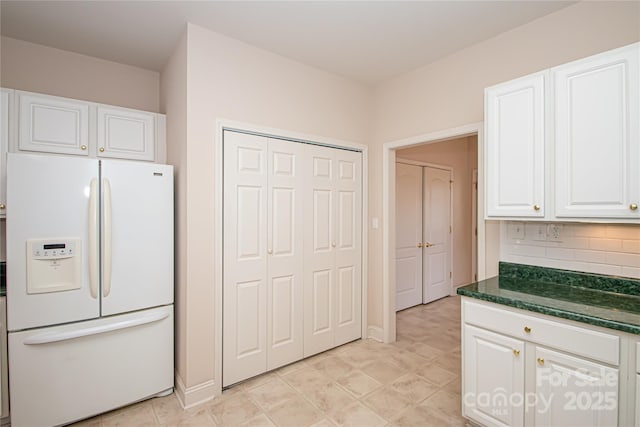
[6,153,174,427]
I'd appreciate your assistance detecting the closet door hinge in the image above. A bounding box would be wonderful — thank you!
[450,272,452,279]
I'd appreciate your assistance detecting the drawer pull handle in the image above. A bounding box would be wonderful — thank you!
[537,357,545,365]
[513,349,520,356]
[524,326,531,333]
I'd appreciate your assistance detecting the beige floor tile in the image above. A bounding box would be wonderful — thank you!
[237,372,279,391]
[433,351,462,374]
[152,394,215,426]
[338,346,382,367]
[304,382,355,413]
[267,396,323,427]
[240,413,277,427]
[282,367,332,394]
[70,416,102,427]
[310,418,338,427]
[246,378,299,412]
[336,369,382,398]
[360,360,407,384]
[421,389,462,414]
[362,387,413,420]
[311,356,356,380]
[101,401,158,426]
[441,376,462,395]
[417,362,459,386]
[390,373,439,403]
[208,393,264,426]
[329,401,387,427]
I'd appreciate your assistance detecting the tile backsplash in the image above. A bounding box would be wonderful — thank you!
[500,222,640,279]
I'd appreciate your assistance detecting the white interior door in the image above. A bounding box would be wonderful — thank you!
[395,163,423,311]
[223,131,268,387]
[423,166,451,303]
[333,148,362,347]
[100,160,174,316]
[304,144,362,356]
[304,145,336,356]
[266,138,304,371]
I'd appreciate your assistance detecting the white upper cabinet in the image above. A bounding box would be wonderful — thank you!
[14,90,165,163]
[0,89,11,217]
[97,106,155,161]
[485,42,639,222]
[18,91,90,156]
[554,44,639,219]
[485,72,546,218]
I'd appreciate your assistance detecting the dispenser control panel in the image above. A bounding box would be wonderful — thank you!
[26,239,82,294]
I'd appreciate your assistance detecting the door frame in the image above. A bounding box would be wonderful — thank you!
[214,119,369,395]
[395,159,454,308]
[382,122,485,343]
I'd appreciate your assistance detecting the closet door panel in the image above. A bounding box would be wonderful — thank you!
[266,138,304,370]
[334,150,362,346]
[304,145,336,356]
[223,131,268,387]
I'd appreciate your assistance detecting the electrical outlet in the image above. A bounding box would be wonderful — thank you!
[532,224,547,241]
[507,222,525,240]
[547,223,563,242]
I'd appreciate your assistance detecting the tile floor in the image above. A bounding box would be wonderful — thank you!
[73,296,465,426]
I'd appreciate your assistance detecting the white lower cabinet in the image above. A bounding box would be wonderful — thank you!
[533,347,618,427]
[463,324,525,427]
[636,342,640,427]
[462,298,625,427]
[0,297,8,420]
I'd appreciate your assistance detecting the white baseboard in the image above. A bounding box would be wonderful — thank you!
[174,372,218,409]
[367,325,384,342]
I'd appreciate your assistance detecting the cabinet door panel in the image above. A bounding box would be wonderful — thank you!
[534,347,618,427]
[97,106,155,161]
[0,89,9,216]
[464,324,525,427]
[554,44,639,218]
[485,73,545,217]
[18,92,89,156]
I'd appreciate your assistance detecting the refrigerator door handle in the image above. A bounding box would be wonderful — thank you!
[23,311,170,345]
[89,178,99,299]
[103,178,113,298]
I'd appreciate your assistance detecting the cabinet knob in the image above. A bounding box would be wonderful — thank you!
[0,204,5,210]
[99,147,105,153]
[417,243,423,248]
[537,357,545,365]
[267,249,273,254]
[524,326,531,333]
[424,242,433,248]
[513,349,520,357]
[81,145,87,151]
[631,203,638,211]
[332,242,336,247]
[533,204,541,211]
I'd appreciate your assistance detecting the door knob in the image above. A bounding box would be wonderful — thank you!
[267,249,273,254]
[417,243,423,248]
[332,241,336,247]
[424,242,433,248]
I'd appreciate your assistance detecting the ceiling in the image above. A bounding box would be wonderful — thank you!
[0,1,576,85]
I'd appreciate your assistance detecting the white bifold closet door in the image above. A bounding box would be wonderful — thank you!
[223,131,304,387]
[303,144,362,357]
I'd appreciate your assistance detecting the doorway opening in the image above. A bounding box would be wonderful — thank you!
[382,122,486,342]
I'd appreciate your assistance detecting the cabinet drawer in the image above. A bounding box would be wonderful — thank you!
[463,299,619,365]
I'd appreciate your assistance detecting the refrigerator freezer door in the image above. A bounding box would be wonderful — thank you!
[8,305,173,427]
[7,153,100,331]
[100,160,173,316]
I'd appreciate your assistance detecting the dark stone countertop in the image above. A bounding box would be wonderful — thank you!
[457,262,640,335]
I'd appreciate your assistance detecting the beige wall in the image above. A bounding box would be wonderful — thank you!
[366,1,640,327]
[159,32,188,397]
[0,36,160,112]
[396,136,478,288]
[166,23,371,403]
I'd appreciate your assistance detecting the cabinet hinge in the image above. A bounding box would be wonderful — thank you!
[450,272,452,279]
[474,274,478,281]
[450,225,452,233]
